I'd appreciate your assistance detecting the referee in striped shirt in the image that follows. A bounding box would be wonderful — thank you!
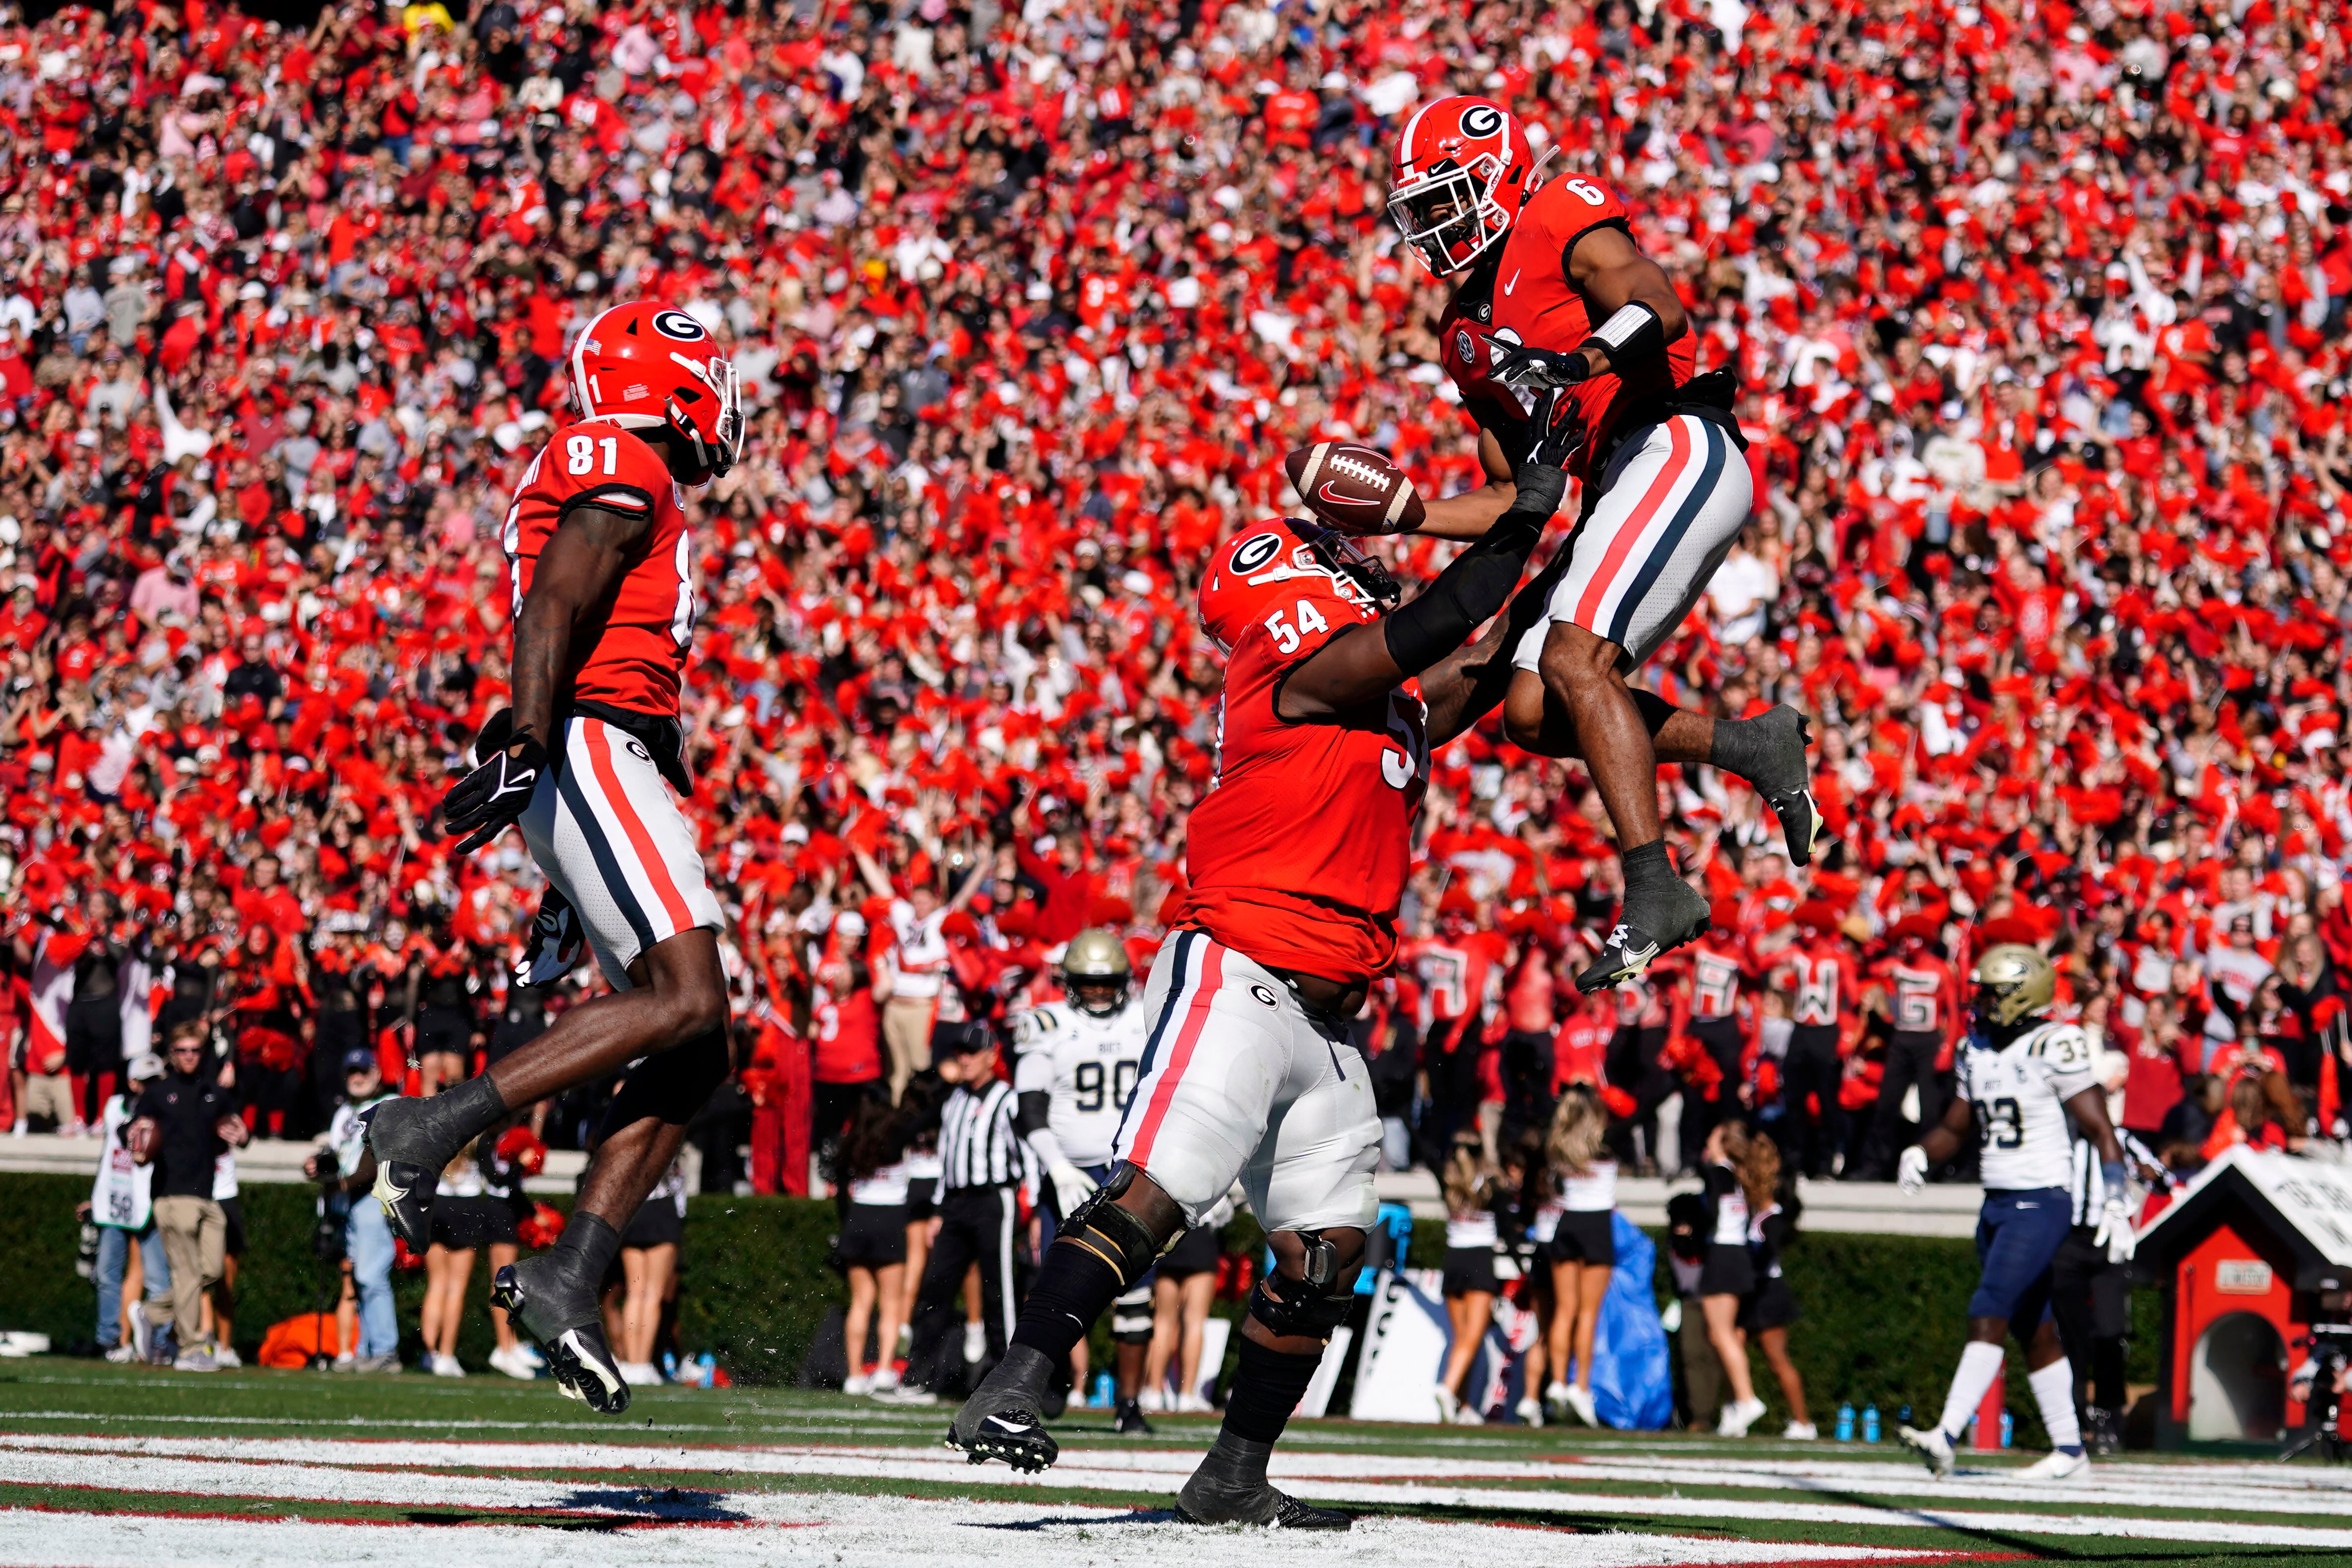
[894,1020,1023,1404]
[2051,1120,2163,1455]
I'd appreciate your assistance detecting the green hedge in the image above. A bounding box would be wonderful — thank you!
[0,1173,2157,1428]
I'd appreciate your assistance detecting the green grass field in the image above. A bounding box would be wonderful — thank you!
[0,1359,2345,1566]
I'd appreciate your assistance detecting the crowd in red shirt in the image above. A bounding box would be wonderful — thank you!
[1,0,2348,1184]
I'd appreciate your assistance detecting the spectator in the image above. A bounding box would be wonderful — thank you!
[90,1051,174,1365]
[130,1021,248,1372]
[309,1048,398,1374]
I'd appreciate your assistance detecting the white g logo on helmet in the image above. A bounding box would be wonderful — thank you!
[1230,532,1285,573]
[651,310,709,341]
[1459,103,1504,139]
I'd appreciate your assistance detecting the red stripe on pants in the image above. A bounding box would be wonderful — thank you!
[1572,418,1694,630]
[583,720,694,933]
[1128,945,1227,1166]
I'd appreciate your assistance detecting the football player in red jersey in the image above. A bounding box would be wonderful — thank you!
[942,404,1583,1527]
[1342,96,1822,992]
[361,301,741,1414]
[1856,913,1964,1179]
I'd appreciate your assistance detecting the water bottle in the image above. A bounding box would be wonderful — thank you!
[1093,1371,1114,1408]
[661,1350,678,1382]
[1862,1405,1881,1443]
[1999,1410,2014,1448]
[1835,1403,1855,1442]
[696,1352,717,1388]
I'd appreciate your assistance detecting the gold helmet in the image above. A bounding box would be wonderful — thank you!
[1060,928,1132,1017]
[1970,943,2055,1030]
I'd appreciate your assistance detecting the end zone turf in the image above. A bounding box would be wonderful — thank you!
[0,1362,2338,1567]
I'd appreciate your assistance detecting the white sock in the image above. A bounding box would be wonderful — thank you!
[2028,1358,2083,1453]
[1937,1341,2006,1441]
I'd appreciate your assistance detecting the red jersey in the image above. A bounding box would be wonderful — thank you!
[1438,175,1697,480]
[1167,527,1430,983]
[1781,940,1859,1028]
[500,418,697,718]
[1685,936,1750,1022]
[1880,953,1962,1040]
[811,988,881,1084]
[1404,935,1500,1028]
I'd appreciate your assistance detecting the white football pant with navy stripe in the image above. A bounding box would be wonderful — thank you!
[518,714,723,987]
[1512,412,1755,671]
[1111,929,1380,1235]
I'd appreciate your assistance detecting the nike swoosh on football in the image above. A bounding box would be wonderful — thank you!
[1317,482,1367,505]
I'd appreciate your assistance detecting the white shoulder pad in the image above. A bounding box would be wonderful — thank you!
[2025,1023,2093,1077]
[1010,1007,1061,1051]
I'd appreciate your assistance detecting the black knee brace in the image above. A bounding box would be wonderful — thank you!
[1056,1164,1161,1286]
[598,1023,730,1136]
[1246,1229,1359,1338]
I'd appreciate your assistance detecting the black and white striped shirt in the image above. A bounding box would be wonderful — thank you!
[2067,1126,2162,1226]
[940,1078,1021,1190]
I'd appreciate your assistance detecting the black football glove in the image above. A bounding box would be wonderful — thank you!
[444,711,550,854]
[1490,340,1592,391]
[1520,384,1588,476]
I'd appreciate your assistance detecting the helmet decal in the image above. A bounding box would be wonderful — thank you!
[651,310,709,341]
[1230,532,1286,573]
[1459,103,1504,138]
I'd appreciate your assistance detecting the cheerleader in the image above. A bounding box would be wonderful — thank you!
[834,1097,913,1395]
[1742,1164,1813,1439]
[1700,1120,1774,1437]
[1542,1086,1617,1428]
[1435,1136,1500,1424]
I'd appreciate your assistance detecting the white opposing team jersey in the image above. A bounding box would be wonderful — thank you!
[1957,1021,2099,1192]
[1011,998,1150,1167]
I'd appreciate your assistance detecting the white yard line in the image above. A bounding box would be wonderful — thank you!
[0,1499,1954,1568]
[0,1433,2338,1549]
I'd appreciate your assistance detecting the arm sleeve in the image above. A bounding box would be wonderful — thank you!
[1380,466,1564,676]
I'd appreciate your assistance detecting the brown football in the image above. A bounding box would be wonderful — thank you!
[1284,442,1426,535]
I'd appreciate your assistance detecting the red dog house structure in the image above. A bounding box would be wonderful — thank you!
[2133,1147,2352,1448]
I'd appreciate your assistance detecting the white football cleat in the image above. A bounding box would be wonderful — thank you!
[2016,1448,2090,1482]
[1898,1423,1957,1478]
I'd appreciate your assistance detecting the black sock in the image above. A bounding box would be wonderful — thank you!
[551,1210,622,1292]
[1619,836,1674,892]
[1708,705,1805,792]
[391,1072,509,1161]
[1218,1336,1325,1446]
[1008,1241,1125,1363]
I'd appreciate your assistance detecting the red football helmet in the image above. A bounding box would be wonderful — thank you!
[1197,520,1398,654]
[567,301,743,477]
[1388,96,1540,275]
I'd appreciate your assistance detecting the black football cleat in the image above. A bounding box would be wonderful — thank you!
[1576,876,1709,994]
[492,1258,629,1414]
[946,1345,1059,1471]
[1176,1475,1350,1529]
[1113,1396,1153,1436]
[1745,704,1824,866]
[360,1098,443,1251]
